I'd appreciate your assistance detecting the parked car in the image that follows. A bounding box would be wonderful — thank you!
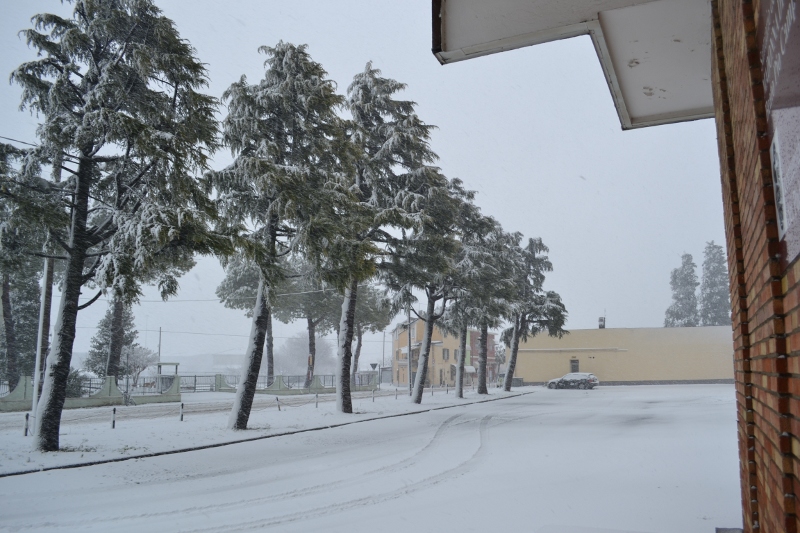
[546,373,599,390]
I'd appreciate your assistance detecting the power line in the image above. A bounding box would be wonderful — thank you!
[76,284,373,304]
[0,134,38,147]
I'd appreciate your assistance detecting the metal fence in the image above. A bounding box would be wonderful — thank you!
[179,375,217,392]
[0,372,382,399]
[218,374,312,390]
[174,373,378,393]
[119,375,176,396]
[316,375,335,388]
[353,372,378,387]
[66,376,105,398]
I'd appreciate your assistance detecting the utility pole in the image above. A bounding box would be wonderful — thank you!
[157,327,163,393]
[125,347,130,403]
[31,158,60,430]
[30,261,50,427]
[381,330,386,388]
[407,304,412,397]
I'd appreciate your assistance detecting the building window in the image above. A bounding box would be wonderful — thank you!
[442,348,450,361]
[772,135,787,237]
[454,349,460,362]
[570,359,579,373]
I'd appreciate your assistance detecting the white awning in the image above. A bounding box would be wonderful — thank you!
[433,0,713,129]
[451,365,477,374]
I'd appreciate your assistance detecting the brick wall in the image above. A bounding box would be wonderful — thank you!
[712,1,799,531]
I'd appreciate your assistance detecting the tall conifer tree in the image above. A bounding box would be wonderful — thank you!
[700,241,731,326]
[84,302,138,378]
[324,63,443,413]
[664,253,700,327]
[210,42,344,429]
[501,238,567,392]
[11,0,221,450]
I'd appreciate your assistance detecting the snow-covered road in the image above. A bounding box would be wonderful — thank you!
[0,386,742,533]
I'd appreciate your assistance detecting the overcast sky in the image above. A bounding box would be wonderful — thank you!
[0,0,726,371]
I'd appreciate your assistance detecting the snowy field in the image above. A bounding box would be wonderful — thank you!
[0,385,742,532]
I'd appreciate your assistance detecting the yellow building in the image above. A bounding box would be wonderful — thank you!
[390,320,498,387]
[512,326,734,385]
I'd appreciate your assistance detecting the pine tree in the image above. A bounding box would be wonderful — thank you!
[0,144,44,388]
[502,238,567,392]
[664,253,700,327]
[11,0,221,451]
[439,202,498,398]
[209,42,344,429]
[468,227,521,394]
[382,179,467,404]
[0,257,42,387]
[84,302,138,378]
[700,241,731,326]
[323,63,443,413]
[101,249,195,381]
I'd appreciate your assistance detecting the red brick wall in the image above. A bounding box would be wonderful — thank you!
[712,1,798,531]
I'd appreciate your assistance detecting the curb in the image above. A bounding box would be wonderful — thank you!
[0,390,535,479]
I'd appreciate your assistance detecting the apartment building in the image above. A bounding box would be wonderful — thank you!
[390,319,497,387]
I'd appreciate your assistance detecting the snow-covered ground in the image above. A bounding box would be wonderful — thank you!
[0,386,507,473]
[0,385,742,532]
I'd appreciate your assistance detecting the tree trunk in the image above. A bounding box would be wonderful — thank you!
[35,157,93,451]
[105,296,124,381]
[351,324,363,387]
[477,320,489,394]
[228,278,270,430]
[1,272,19,388]
[336,277,358,413]
[411,296,437,404]
[455,323,467,399]
[265,306,274,386]
[303,317,316,388]
[503,315,523,392]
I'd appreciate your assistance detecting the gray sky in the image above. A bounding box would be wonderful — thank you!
[0,0,725,370]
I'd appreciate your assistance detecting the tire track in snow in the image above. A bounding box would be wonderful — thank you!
[3,414,467,531]
[181,416,495,533]
[174,413,464,500]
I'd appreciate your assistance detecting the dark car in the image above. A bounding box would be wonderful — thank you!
[546,372,599,390]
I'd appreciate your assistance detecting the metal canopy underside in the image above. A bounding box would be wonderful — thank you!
[433,0,714,129]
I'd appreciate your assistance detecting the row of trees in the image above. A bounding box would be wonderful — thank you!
[664,241,731,327]
[0,0,566,451]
